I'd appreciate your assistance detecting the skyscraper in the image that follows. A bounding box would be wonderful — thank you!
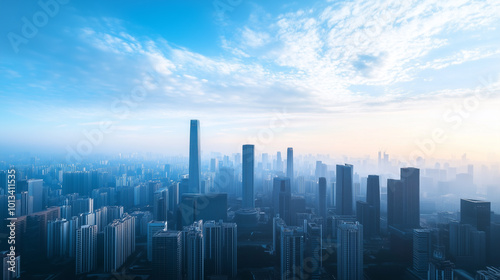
[152,230,182,280]
[276,151,283,173]
[286,147,293,180]
[182,221,204,280]
[318,177,327,219]
[103,214,136,272]
[401,167,420,229]
[177,193,227,228]
[76,225,97,275]
[273,177,291,225]
[47,218,71,258]
[337,221,363,280]
[203,220,238,279]
[27,179,43,213]
[460,199,490,232]
[189,120,201,194]
[387,179,404,227]
[336,164,354,215]
[242,144,255,209]
[280,227,304,280]
[356,201,375,238]
[366,175,380,235]
[147,221,168,262]
[413,229,432,273]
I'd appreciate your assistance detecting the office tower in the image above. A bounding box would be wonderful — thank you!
[21,207,61,263]
[290,196,306,226]
[491,223,500,266]
[47,218,71,258]
[387,179,404,227]
[336,164,354,215]
[76,225,97,275]
[153,188,169,221]
[152,230,182,280]
[242,144,255,209]
[401,167,420,229]
[177,193,227,228]
[168,183,179,212]
[273,177,291,225]
[210,158,217,172]
[27,179,43,213]
[280,227,304,280]
[318,177,327,219]
[460,199,490,232]
[306,222,323,279]
[203,220,238,278]
[413,229,432,273]
[449,221,486,269]
[17,191,33,216]
[262,153,269,170]
[366,175,380,235]
[179,178,190,201]
[276,151,283,172]
[356,201,375,238]
[148,221,168,261]
[1,251,21,280]
[104,214,136,272]
[71,198,94,216]
[182,221,204,280]
[337,221,363,280]
[189,119,201,194]
[315,161,327,178]
[286,147,293,180]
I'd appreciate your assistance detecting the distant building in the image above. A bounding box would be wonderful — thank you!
[189,120,201,194]
[242,144,255,209]
[286,148,294,181]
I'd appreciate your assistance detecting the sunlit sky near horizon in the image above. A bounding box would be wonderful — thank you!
[1,0,500,162]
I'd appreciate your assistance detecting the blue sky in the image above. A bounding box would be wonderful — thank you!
[1,0,500,162]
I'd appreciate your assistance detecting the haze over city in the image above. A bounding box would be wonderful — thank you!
[2,1,500,280]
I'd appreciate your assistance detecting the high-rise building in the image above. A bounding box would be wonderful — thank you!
[47,218,71,258]
[428,259,454,280]
[153,188,169,221]
[147,221,168,262]
[273,177,291,225]
[280,226,304,280]
[76,225,97,275]
[189,119,201,194]
[242,144,255,209]
[356,201,375,238]
[71,198,94,216]
[103,214,135,272]
[366,175,380,235]
[203,220,238,279]
[401,167,420,229]
[306,222,323,279]
[318,177,327,219]
[387,179,404,227]
[286,147,293,180]
[27,179,43,213]
[182,221,204,280]
[276,151,283,173]
[460,199,490,232]
[337,221,363,280]
[412,229,432,273]
[152,230,182,280]
[336,164,354,215]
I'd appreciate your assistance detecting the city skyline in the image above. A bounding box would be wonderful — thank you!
[1,1,500,161]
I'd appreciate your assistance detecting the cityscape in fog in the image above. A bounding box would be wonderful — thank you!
[2,0,500,279]
[1,119,500,279]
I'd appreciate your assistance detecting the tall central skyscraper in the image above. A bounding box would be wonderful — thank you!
[286,147,293,180]
[189,120,201,194]
[336,164,354,215]
[242,144,255,209]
